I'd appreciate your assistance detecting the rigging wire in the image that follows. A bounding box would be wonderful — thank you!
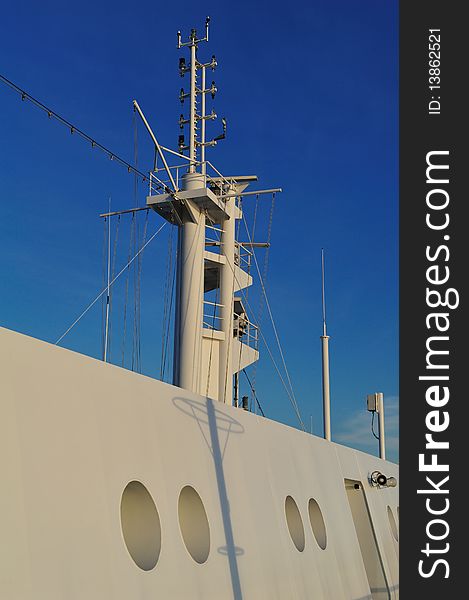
[205,212,222,398]
[131,117,139,372]
[131,121,144,373]
[250,194,260,268]
[103,198,112,362]
[0,73,153,185]
[241,207,305,430]
[206,211,305,430]
[121,212,135,367]
[101,217,108,359]
[164,257,176,380]
[239,193,258,410]
[135,210,149,372]
[160,227,172,378]
[223,205,242,405]
[7,63,299,416]
[2,73,184,233]
[236,200,247,409]
[132,213,138,371]
[250,192,275,404]
[55,222,167,345]
[160,226,173,379]
[204,286,220,398]
[161,226,176,381]
[107,213,120,362]
[256,325,305,429]
[242,368,265,417]
[133,108,139,190]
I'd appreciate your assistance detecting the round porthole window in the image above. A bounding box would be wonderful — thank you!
[308,498,327,550]
[120,481,161,571]
[178,486,211,564]
[387,505,399,542]
[285,496,305,552]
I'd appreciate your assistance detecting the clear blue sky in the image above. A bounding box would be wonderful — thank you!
[0,1,398,461]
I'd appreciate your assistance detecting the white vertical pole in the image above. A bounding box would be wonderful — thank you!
[200,66,206,178]
[174,36,205,394]
[378,392,386,460]
[189,39,197,173]
[321,249,331,440]
[104,197,111,362]
[219,190,235,403]
[176,190,205,392]
[321,336,331,440]
[172,231,182,384]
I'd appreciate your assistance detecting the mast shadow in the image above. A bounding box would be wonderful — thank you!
[173,396,245,600]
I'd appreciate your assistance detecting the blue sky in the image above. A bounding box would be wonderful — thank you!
[0,1,398,461]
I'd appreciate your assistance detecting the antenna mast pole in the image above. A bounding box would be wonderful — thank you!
[200,65,206,176]
[173,17,217,394]
[145,18,256,403]
[189,30,197,173]
[103,197,111,362]
[321,249,331,441]
[378,393,386,460]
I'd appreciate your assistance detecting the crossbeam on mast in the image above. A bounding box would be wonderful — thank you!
[205,241,270,248]
[99,206,149,218]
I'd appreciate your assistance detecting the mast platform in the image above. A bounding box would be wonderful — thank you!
[147,186,229,224]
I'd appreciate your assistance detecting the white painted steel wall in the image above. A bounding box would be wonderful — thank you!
[0,327,398,599]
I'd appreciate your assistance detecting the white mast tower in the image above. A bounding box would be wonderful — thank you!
[145,18,264,404]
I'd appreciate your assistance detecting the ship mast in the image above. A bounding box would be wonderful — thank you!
[145,18,262,403]
[3,24,283,410]
[175,18,223,397]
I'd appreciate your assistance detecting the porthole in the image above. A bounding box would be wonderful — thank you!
[178,486,211,563]
[308,498,327,550]
[387,505,399,542]
[120,481,161,571]
[285,496,305,552]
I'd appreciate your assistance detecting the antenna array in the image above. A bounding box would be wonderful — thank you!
[176,17,226,173]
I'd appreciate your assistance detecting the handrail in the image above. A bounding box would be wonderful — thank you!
[234,314,259,350]
[148,157,256,200]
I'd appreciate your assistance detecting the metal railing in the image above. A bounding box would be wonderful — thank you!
[234,315,259,350]
[203,301,258,351]
[203,300,223,331]
[205,224,224,250]
[235,241,252,272]
[148,157,240,199]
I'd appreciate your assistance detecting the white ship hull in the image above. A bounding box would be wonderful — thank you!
[1,327,398,599]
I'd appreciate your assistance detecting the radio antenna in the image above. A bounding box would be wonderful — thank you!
[321,248,327,337]
[320,249,331,441]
